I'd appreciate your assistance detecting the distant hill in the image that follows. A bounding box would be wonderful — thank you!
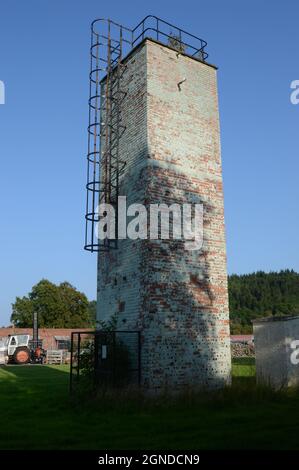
[228,270,299,333]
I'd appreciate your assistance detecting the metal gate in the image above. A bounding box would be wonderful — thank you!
[70,330,141,393]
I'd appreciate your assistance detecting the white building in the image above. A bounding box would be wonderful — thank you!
[253,315,299,388]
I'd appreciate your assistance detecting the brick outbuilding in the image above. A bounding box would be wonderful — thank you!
[0,328,90,351]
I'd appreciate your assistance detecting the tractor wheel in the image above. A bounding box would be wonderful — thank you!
[13,347,30,365]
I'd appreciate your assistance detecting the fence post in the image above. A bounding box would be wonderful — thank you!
[94,332,99,388]
[77,334,81,384]
[138,332,141,386]
[70,332,74,393]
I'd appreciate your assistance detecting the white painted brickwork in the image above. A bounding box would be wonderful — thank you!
[97,39,231,391]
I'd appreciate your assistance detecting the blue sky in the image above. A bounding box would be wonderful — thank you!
[0,0,298,325]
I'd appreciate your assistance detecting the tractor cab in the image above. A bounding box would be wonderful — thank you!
[7,334,31,364]
[7,335,29,355]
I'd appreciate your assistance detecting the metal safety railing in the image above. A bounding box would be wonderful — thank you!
[132,16,208,60]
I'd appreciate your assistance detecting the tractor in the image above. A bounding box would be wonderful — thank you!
[0,334,45,365]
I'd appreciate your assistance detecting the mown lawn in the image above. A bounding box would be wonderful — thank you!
[0,359,299,450]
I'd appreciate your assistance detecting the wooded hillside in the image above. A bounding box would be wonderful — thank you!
[228,270,299,333]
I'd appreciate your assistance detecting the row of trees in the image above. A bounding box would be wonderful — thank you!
[228,270,299,333]
[10,271,299,333]
[10,279,96,328]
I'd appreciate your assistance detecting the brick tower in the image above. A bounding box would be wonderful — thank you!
[86,18,231,391]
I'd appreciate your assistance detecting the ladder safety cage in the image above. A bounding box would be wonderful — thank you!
[84,17,208,253]
[85,19,132,252]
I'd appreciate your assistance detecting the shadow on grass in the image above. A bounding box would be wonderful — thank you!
[71,375,298,417]
[2,362,299,450]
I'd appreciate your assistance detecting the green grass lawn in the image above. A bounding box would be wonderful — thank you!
[0,359,299,450]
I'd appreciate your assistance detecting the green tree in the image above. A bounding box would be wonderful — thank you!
[87,300,97,327]
[11,279,93,328]
[228,270,299,333]
[11,296,33,327]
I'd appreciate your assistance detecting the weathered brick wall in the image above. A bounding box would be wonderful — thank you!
[97,39,231,391]
[97,42,148,331]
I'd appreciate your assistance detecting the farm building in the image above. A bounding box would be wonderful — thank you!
[253,315,299,388]
[0,329,250,354]
[0,328,90,352]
